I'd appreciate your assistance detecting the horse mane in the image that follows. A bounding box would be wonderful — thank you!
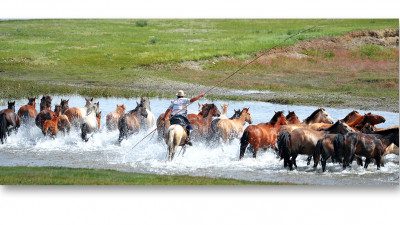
[128,102,143,114]
[347,115,364,127]
[304,108,324,124]
[230,109,241,119]
[343,110,359,121]
[268,111,284,125]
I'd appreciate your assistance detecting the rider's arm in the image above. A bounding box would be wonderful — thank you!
[190,93,205,103]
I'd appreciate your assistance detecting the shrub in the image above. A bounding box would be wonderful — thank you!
[359,44,383,58]
[135,20,148,27]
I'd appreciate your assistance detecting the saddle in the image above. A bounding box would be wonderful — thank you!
[169,115,190,136]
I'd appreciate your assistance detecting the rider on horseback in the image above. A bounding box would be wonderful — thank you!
[162,90,205,146]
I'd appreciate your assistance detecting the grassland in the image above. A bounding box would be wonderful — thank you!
[0,166,288,185]
[0,19,398,110]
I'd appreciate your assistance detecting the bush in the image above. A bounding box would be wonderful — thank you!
[359,44,383,58]
[135,20,148,27]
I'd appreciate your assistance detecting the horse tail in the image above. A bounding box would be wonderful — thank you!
[279,131,291,164]
[118,116,127,143]
[23,110,30,123]
[315,139,323,162]
[44,112,52,121]
[206,119,220,144]
[239,130,250,160]
[0,113,7,144]
[81,122,89,142]
[333,134,345,163]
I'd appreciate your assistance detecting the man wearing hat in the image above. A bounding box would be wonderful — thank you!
[162,90,205,146]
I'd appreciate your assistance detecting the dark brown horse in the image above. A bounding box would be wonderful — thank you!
[190,104,221,140]
[60,99,70,114]
[315,122,356,172]
[0,101,21,144]
[35,96,54,129]
[118,102,148,143]
[17,97,38,123]
[334,127,398,170]
[279,120,354,170]
[239,111,287,159]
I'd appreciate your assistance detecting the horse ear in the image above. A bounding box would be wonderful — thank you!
[91,98,94,102]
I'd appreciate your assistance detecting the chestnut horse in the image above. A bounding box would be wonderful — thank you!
[35,96,54,129]
[219,104,229,119]
[0,101,21,144]
[190,104,221,140]
[64,97,93,127]
[239,111,287,159]
[118,102,148,143]
[286,111,301,125]
[106,104,126,130]
[334,127,399,170]
[278,108,334,134]
[279,120,354,170]
[17,97,38,123]
[187,103,215,120]
[54,105,71,135]
[213,108,252,143]
[310,112,386,131]
[42,112,60,138]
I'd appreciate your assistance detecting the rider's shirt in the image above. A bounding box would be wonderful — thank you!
[168,98,190,116]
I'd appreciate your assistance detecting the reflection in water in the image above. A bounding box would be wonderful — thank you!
[0,96,398,185]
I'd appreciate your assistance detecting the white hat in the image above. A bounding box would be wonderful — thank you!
[176,90,185,97]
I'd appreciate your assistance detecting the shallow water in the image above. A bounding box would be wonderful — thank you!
[0,96,398,185]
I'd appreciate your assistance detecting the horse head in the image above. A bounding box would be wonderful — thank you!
[210,104,221,117]
[242,107,253,124]
[7,101,16,112]
[60,99,69,112]
[230,109,241,119]
[54,105,61,114]
[27,97,36,107]
[286,111,300,124]
[343,110,361,123]
[140,97,151,111]
[273,111,287,126]
[84,97,94,107]
[136,102,148,118]
[363,113,386,125]
[305,108,334,124]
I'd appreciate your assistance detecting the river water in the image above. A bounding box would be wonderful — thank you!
[0,96,398,185]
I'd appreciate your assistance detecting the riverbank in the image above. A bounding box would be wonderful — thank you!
[0,166,289,185]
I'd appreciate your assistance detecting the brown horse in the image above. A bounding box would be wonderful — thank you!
[35,96,54,130]
[286,111,301,125]
[187,103,215,120]
[278,108,334,134]
[279,120,354,170]
[213,108,252,143]
[106,104,126,130]
[343,110,363,124]
[96,111,101,129]
[334,127,398,170]
[118,102,148,143]
[42,112,60,138]
[239,111,287,159]
[190,104,221,140]
[17,97,38,122]
[60,99,70,114]
[64,97,93,127]
[54,105,71,135]
[0,101,21,144]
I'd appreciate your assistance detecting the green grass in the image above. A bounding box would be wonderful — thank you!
[0,166,289,185]
[0,19,398,108]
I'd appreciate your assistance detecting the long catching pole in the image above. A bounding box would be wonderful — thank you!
[131,24,322,150]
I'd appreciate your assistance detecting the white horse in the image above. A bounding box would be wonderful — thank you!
[165,124,187,161]
[140,97,155,130]
[80,104,99,142]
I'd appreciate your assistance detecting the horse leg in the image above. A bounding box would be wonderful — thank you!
[306,156,312,166]
[364,158,371,169]
[375,155,381,170]
[253,146,259,158]
[321,158,327,172]
[291,154,298,170]
[356,156,363,166]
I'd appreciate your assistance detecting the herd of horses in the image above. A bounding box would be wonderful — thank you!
[0,96,398,172]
